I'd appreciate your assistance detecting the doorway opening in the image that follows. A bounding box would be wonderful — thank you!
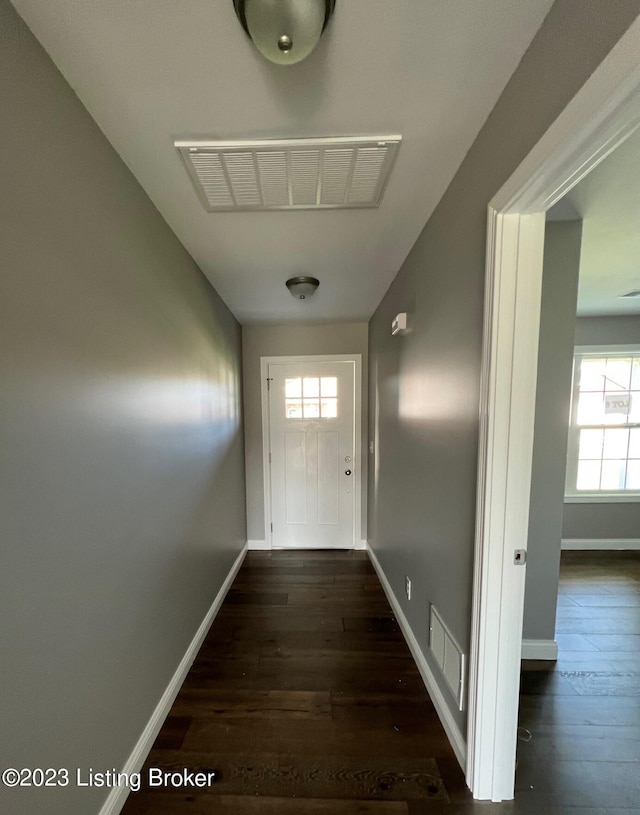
[466,16,640,802]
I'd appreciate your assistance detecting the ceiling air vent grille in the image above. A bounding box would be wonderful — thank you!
[175,136,401,211]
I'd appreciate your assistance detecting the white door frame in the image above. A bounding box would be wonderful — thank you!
[260,354,363,550]
[467,17,640,802]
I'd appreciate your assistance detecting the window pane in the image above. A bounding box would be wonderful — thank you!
[603,411,626,426]
[578,428,603,459]
[303,377,319,397]
[626,460,640,490]
[579,358,606,391]
[286,378,302,398]
[303,399,320,418]
[571,354,640,493]
[576,460,601,490]
[601,460,626,490]
[576,392,605,425]
[605,358,632,391]
[321,398,338,418]
[604,392,632,420]
[321,377,337,397]
[603,428,629,459]
[285,400,302,418]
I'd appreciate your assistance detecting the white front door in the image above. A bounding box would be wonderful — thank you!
[268,359,356,549]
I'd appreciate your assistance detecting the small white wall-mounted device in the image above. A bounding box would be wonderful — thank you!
[391,313,407,335]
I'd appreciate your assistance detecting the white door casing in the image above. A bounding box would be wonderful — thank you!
[261,355,361,550]
[467,16,640,803]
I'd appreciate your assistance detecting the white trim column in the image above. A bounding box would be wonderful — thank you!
[467,211,545,801]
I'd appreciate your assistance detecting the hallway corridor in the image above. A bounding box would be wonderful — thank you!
[121,551,471,814]
[119,551,640,814]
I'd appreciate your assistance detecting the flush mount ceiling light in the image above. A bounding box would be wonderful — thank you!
[286,276,319,299]
[232,0,336,65]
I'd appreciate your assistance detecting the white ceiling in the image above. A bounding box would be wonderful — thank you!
[12,0,553,324]
[553,125,640,316]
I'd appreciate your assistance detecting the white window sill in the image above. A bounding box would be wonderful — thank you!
[565,493,640,503]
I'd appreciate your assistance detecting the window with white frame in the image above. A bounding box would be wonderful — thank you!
[566,348,640,497]
[284,376,338,419]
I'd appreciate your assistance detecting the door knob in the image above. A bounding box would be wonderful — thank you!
[345,469,352,476]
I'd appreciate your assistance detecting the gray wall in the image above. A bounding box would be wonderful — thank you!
[574,314,640,346]
[563,501,640,539]
[562,314,640,540]
[368,0,640,734]
[242,322,368,542]
[523,221,582,641]
[0,3,246,813]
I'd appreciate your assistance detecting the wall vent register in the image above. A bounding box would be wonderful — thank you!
[175,136,401,211]
[429,605,465,710]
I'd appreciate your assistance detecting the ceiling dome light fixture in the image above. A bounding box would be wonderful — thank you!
[232,0,336,65]
[286,276,319,300]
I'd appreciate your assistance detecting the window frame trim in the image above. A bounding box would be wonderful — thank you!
[565,343,640,500]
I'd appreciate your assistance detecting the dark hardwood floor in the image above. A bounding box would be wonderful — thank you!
[121,551,476,814]
[121,549,640,814]
[516,551,640,814]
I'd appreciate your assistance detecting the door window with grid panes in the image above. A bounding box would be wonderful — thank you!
[566,349,640,496]
[284,376,338,419]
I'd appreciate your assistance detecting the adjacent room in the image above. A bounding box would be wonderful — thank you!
[519,122,640,809]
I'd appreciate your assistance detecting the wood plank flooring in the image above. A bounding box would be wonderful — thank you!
[516,551,640,814]
[121,551,471,814]
[121,549,640,814]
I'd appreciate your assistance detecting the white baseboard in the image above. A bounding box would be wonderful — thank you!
[98,543,248,815]
[521,638,558,660]
[249,540,366,551]
[248,539,270,550]
[366,544,467,773]
[562,538,640,551]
